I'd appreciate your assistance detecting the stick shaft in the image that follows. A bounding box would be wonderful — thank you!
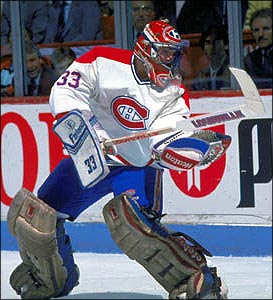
[104,126,173,146]
[104,107,246,146]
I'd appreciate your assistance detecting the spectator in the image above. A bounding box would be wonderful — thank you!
[1,38,55,97]
[1,63,14,97]
[44,1,103,43]
[51,46,77,79]
[131,0,156,39]
[191,24,230,90]
[178,41,195,88]
[25,40,56,96]
[99,1,115,40]
[176,0,248,35]
[244,1,272,30]
[1,1,48,45]
[1,27,33,97]
[153,0,176,26]
[244,8,272,89]
[98,1,114,16]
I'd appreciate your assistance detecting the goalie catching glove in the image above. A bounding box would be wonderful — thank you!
[152,129,231,170]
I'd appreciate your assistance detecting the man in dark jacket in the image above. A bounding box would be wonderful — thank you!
[1,1,48,45]
[244,8,272,89]
[25,40,56,96]
[44,1,102,43]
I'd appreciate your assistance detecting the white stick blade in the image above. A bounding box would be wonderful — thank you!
[229,67,265,116]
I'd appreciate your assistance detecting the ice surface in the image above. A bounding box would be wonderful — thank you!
[1,251,272,299]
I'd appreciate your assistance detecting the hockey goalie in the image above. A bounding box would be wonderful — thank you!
[7,20,229,299]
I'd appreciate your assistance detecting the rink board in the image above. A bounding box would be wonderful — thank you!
[1,93,272,256]
[1,221,271,256]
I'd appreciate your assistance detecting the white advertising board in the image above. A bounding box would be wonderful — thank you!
[1,95,272,224]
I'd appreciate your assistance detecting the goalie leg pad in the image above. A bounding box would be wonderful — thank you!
[103,193,209,294]
[7,188,79,299]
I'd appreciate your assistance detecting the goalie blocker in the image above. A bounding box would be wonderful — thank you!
[103,194,228,299]
[53,109,111,189]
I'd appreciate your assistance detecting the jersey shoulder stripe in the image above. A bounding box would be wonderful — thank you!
[76,46,133,65]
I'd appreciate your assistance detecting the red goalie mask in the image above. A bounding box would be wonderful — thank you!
[134,19,186,89]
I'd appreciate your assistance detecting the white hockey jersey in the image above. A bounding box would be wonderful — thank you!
[49,46,190,167]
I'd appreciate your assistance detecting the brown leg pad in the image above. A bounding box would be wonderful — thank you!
[103,193,207,294]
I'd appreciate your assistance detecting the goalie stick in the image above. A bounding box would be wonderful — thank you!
[103,67,265,147]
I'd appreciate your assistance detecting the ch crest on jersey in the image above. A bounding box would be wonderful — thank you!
[111,96,149,130]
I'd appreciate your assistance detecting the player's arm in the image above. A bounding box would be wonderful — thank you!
[150,82,231,170]
[49,54,116,186]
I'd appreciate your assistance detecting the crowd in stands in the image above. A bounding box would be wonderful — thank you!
[1,38,76,97]
[1,0,272,97]
[1,1,102,45]
[176,0,249,35]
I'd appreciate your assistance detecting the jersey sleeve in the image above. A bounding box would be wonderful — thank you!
[149,86,191,146]
[49,49,99,117]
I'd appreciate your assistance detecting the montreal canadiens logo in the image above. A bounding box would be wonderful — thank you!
[111,96,149,130]
[163,26,181,43]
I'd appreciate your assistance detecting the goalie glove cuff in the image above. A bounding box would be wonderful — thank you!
[152,130,209,170]
[198,131,231,166]
[91,117,117,156]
